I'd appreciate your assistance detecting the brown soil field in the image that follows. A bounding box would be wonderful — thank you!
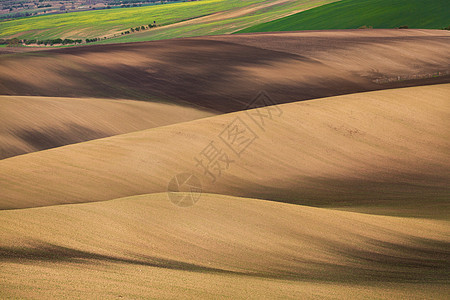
[1,30,449,299]
[0,29,449,113]
[0,193,449,298]
[3,263,448,299]
[0,95,214,159]
[0,84,448,218]
[0,46,48,55]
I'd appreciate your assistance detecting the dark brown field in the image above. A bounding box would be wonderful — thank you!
[1,29,449,113]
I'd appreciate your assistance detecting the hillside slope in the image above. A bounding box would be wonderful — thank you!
[0,85,448,218]
[0,193,449,298]
[239,0,450,33]
[0,0,335,41]
[0,95,214,159]
[97,0,335,44]
[1,30,449,112]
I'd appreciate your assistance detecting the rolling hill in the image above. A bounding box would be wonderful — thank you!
[0,0,336,41]
[1,30,449,113]
[239,0,450,33]
[1,193,449,298]
[94,0,336,44]
[0,95,214,159]
[0,84,448,219]
[0,13,449,298]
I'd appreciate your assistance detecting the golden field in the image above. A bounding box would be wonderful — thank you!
[0,29,449,299]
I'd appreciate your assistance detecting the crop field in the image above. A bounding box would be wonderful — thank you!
[0,0,336,42]
[1,0,449,296]
[94,0,335,44]
[0,0,271,40]
[239,0,450,33]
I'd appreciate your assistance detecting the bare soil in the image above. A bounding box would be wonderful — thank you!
[1,29,448,113]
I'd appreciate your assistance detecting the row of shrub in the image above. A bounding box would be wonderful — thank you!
[111,0,178,5]
[32,38,83,45]
[0,12,37,19]
[0,38,83,46]
[124,23,157,34]
[0,21,159,47]
[85,38,100,43]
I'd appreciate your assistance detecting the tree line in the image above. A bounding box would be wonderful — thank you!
[124,22,157,34]
[0,38,83,46]
[0,21,159,47]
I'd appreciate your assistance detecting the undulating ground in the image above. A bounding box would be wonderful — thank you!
[93,0,336,44]
[1,84,448,216]
[0,29,449,299]
[0,0,337,41]
[1,193,449,298]
[239,0,450,33]
[2,0,448,44]
[0,95,214,159]
[1,30,449,112]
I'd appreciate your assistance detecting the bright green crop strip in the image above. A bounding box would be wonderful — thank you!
[238,0,450,33]
[93,0,334,44]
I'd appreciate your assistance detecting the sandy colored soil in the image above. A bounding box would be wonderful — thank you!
[0,84,448,218]
[0,29,448,112]
[0,30,449,299]
[0,193,449,298]
[0,95,214,159]
[2,261,449,299]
